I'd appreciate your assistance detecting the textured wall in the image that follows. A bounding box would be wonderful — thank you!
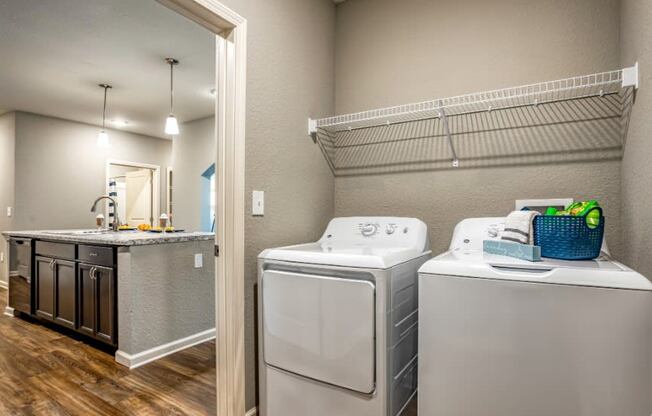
[620,0,652,280]
[0,112,16,285]
[171,116,215,231]
[218,0,336,409]
[13,112,172,231]
[333,0,623,258]
[117,240,215,354]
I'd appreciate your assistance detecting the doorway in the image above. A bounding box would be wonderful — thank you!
[156,1,247,415]
[106,160,161,227]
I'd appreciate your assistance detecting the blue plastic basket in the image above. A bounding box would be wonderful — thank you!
[533,208,604,260]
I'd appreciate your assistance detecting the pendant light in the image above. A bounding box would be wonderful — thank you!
[98,84,112,147]
[165,58,180,135]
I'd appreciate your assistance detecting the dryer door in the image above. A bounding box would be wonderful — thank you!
[262,269,376,394]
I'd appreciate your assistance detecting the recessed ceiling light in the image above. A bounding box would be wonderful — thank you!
[110,119,129,127]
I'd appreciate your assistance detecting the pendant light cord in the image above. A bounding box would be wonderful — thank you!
[170,60,174,114]
[102,86,108,130]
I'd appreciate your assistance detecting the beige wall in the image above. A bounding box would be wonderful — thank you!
[171,116,215,231]
[219,0,336,409]
[0,112,16,285]
[13,112,172,231]
[333,0,624,259]
[620,0,652,279]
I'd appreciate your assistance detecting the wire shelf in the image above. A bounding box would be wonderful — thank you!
[310,65,638,176]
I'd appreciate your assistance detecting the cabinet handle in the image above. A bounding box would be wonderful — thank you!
[89,252,98,257]
[49,259,56,270]
[90,267,96,280]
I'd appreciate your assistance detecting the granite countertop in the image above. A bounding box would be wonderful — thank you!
[2,229,214,246]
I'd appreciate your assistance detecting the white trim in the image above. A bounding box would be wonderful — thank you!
[166,166,173,215]
[0,279,7,290]
[155,1,247,415]
[106,159,161,225]
[245,407,257,416]
[4,306,14,317]
[115,328,216,369]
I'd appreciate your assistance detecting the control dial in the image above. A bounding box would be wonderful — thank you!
[386,224,397,235]
[361,223,379,237]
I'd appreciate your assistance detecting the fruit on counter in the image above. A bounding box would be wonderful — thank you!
[165,226,175,232]
[137,223,152,231]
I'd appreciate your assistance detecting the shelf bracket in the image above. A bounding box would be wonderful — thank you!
[308,118,317,142]
[622,62,639,89]
[439,106,459,168]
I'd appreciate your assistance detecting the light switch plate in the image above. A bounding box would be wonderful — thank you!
[6,207,11,217]
[252,190,264,216]
[0,252,4,263]
[194,253,203,269]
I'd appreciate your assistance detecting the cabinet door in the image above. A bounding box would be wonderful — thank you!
[53,259,76,329]
[77,263,116,345]
[77,264,95,337]
[34,256,55,320]
[95,265,115,345]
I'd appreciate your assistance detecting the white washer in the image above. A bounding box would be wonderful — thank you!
[258,217,431,416]
[418,217,652,416]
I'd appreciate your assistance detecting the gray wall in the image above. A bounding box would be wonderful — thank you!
[13,112,172,231]
[219,0,336,409]
[333,0,624,259]
[0,112,16,285]
[620,0,652,279]
[171,116,215,231]
[117,240,215,355]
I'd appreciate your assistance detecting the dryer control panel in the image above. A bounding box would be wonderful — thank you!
[319,217,430,253]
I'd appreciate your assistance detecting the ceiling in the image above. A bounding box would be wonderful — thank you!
[0,0,215,139]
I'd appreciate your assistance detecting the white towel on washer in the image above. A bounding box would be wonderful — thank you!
[501,210,539,245]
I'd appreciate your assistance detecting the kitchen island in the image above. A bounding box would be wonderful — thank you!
[2,229,215,368]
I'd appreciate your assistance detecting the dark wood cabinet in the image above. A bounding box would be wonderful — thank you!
[78,263,116,345]
[53,259,76,329]
[28,242,117,346]
[35,256,55,320]
[35,255,76,328]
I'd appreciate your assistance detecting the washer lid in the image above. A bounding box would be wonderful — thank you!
[419,249,652,291]
[259,216,431,269]
[260,242,428,269]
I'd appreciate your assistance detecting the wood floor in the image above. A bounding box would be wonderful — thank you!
[0,288,216,415]
[0,288,418,415]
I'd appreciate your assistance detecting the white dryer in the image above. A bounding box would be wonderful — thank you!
[418,217,652,416]
[258,217,431,416]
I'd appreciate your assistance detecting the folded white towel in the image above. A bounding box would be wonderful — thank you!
[501,210,539,245]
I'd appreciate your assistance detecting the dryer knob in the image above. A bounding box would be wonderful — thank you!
[361,223,378,236]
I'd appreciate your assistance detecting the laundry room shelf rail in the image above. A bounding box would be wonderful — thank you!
[309,64,639,176]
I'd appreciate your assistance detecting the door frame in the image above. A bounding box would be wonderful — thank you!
[105,159,161,225]
[156,1,247,415]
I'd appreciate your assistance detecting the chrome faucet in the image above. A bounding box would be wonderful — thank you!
[90,195,121,231]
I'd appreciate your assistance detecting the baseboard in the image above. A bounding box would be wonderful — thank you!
[245,407,257,416]
[0,280,7,290]
[3,306,14,317]
[115,328,216,369]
